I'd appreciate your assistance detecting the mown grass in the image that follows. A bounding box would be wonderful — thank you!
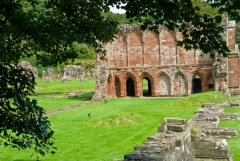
[30,79,95,111]
[0,91,228,161]
[219,107,240,161]
[35,78,95,93]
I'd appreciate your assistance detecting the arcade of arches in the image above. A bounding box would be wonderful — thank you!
[92,22,239,100]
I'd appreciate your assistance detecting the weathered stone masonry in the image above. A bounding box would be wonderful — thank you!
[93,22,239,100]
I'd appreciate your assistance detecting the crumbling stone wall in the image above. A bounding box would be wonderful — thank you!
[122,103,237,161]
[42,68,55,79]
[94,21,238,99]
[124,118,194,161]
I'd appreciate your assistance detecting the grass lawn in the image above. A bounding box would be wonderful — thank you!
[0,91,228,161]
[30,78,95,111]
[35,78,95,93]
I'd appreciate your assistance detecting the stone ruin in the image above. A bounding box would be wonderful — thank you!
[93,20,239,101]
[18,61,38,78]
[61,64,93,82]
[40,64,93,83]
[42,68,55,83]
[124,118,194,161]
[121,103,238,161]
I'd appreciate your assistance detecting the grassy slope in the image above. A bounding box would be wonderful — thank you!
[0,91,227,161]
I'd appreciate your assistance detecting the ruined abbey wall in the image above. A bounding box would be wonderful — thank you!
[93,22,238,100]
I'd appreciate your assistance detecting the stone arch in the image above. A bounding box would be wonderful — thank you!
[158,72,171,95]
[114,75,121,97]
[192,71,203,94]
[128,29,143,67]
[107,74,112,97]
[206,72,215,91]
[141,72,154,96]
[175,71,188,95]
[143,30,160,66]
[110,30,127,67]
[117,29,127,43]
[124,72,137,97]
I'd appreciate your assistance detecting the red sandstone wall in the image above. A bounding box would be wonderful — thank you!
[103,27,214,68]
[143,30,160,66]
[228,55,239,88]
[228,27,236,52]
[96,24,237,98]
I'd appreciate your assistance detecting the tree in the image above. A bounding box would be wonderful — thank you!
[0,63,55,157]
[0,0,239,158]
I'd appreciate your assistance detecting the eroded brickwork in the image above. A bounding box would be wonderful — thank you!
[93,22,239,100]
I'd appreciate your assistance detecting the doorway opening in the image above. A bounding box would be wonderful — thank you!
[142,77,152,96]
[192,75,202,94]
[126,78,135,96]
[115,78,121,97]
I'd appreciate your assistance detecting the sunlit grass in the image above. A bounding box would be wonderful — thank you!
[0,91,228,161]
[35,78,95,93]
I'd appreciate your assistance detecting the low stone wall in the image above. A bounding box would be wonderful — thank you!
[123,118,194,161]
[192,135,232,161]
[121,103,237,161]
[202,128,238,138]
[219,113,239,120]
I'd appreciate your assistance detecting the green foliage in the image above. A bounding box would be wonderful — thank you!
[1,0,239,64]
[192,0,219,17]
[103,12,136,24]
[0,64,56,157]
[71,43,96,60]
[0,0,118,64]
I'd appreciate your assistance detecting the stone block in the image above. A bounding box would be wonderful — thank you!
[202,103,215,108]
[164,118,187,125]
[167,124,186,132]
[158,124,167,133]
[210,149,230,158]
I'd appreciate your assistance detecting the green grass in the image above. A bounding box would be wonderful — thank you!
[35,78,95,93]
[29,79,95,111]
[219,108,240,161]
[34,97,89,111]
[0,91,228,161]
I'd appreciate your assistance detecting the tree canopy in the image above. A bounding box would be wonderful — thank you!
[1,0,239,64]
[0,0,240,158]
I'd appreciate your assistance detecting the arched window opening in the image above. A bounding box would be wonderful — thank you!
[159,72,171,95]
[208,75,215,91]
[192,75,202,94]
[115,78,121,97]
[142,77,152,96]
[107,76,112,96]
[126,78,135,96]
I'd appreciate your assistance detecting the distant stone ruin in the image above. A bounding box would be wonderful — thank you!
[39,64,94,83]
[121,103,237,161]
[18,61,38,78]
[61,65,93,82]
[42,68,55,79]
[93,20,239,101]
